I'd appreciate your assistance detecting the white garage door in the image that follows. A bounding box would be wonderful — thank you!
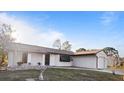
[98,57,107,69]
[73,56,97,68]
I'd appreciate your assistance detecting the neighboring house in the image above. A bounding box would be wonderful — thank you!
[7,43,112,69]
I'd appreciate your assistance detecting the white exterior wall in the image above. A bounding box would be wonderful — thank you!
[50,54,58,66]
[15,51,23,63]
[72,55,97,68]
[27,53,45,66]
[8,51,14,67]
[27,53,31,63]
[96,51,108,69]
[8,51,23,67]
[50,54,72,66]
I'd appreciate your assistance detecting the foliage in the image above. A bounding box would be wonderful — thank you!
[116,58,124,69]
[0,23,15,67]
[0,53,8,66]
[37,62,41,66]
[17,62,23,66]
[0,48,2,64]
[0,23,15,51]
[103,47,119,56]
[61,41,71,51]
[52,39,61,49]
[120,57,124,65]
[53,39,72,51]
[76,48,86,52]
[103,47,120,65]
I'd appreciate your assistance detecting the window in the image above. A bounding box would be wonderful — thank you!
[60,54,71,62]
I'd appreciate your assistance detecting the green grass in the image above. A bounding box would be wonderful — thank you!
[0,70,41,81]
[0,68,122,81]
[43,68,122,81]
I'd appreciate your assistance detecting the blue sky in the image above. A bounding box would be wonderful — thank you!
[0,11,124,56]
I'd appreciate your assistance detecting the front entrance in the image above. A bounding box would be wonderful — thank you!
[45,54,50,65]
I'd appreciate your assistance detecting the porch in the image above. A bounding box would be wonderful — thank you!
[8,51,47,67]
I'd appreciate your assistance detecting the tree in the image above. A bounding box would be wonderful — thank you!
[76,48,86,52]
[0,23,15,66]
[103,47,120,66]
[61,41,71,51]
[53,39,61,49]
[53,39,72,51]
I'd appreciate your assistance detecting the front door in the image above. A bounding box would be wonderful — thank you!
[45,54,50,65]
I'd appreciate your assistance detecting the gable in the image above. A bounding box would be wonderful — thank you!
[96,51,107,58]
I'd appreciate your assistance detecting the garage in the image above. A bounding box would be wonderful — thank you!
[72,55,97,68]
[72,50,108,69]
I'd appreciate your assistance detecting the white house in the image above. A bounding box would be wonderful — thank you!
[7,43,111,69]
[8,43,73,67]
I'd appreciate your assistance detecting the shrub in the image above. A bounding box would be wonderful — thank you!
[17,62,23,66]
[28,63,31,65]
[37,62,41,66]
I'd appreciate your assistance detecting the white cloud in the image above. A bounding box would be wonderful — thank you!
[0,12,66,48]
[100,12,117,26]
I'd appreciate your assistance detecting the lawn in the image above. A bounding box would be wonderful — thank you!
[0,70,41,81]
[0,68,122,81]
[43,68,122,81]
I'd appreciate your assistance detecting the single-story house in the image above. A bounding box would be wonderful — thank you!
[7,43,112,69]
[8,43,74,67]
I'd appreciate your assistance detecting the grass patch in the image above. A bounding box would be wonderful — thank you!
[0,70,41,81]
[0,68,122,81]
[44,68,122,81]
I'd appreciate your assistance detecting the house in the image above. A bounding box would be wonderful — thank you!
[7,43,111,69]
[8,43,74,67]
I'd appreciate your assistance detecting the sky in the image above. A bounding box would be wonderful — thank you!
[0,11,124,57]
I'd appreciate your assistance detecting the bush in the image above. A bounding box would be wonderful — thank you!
[0,53,8,67]
[28,63,31,65]
[17,62,23,66]
[37,62,41,66]
[120,62,124,66]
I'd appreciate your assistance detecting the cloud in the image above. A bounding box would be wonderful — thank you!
[0,12,66,48]
[100,12,117,26]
